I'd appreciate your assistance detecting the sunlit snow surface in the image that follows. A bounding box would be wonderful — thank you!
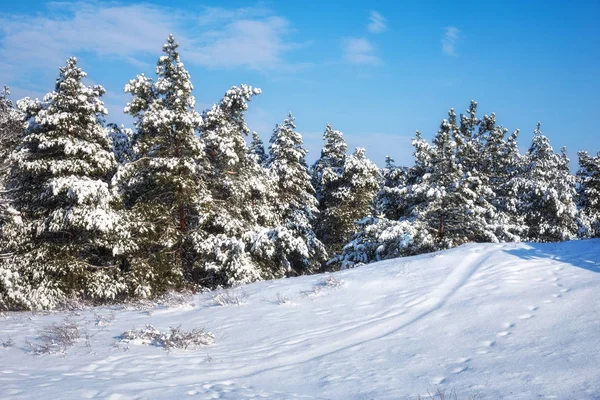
[1,240,600,399]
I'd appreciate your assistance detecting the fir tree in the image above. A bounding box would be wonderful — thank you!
[266,113,326,274]
[1,58,127,310]
[118,35,209,296]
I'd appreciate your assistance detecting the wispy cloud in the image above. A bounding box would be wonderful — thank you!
[367,11,387,34]
[442,26,461,56]
[0,2,305,77]
[186,15,306,71]
[343,37,380,65]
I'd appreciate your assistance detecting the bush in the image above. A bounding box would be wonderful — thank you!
[333,216,437,269]
[27,318,82,355]
[120,324,214,350]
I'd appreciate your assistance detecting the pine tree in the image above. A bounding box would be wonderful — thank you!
[118,35,209,296]
[376,155,408,220]
[1,58,127,310]
[197,84,280,285]
[311,123,347,251]
[403,108,499,247]
[321,147,380,257]
[0,86,23,227]
[576,151,600,236]
[266,113,326,274]
[516,123,578,242]
[249,131,267,165]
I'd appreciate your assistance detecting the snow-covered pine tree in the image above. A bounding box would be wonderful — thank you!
[376,155,408,220]
[322,147,381,258]
[403,108,498,247]
[266,113,326,274]
[576,151,600,237]
[107,123,134,165]
[311,123,348,252]
[0,86,23,227]
[1,58,128,310]
[197,84,280,286]
[118,35,209,296]
[249,131,267,165]
[477,114,526,241]
[516,123,578,242]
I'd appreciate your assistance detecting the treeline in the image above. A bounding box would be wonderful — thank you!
[0,36,598,310]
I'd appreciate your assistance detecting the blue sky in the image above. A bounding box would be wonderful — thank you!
[1,0,599,167]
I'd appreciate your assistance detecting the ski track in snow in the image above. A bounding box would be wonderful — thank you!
[1,241,600,399]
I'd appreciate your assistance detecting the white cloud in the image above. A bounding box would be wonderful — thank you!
[186,16,302,71]
[0,2,303,75]
[343,37,380,65]
[442,26,461,56]
[367,11,387,34]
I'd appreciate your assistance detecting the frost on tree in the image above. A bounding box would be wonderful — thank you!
[266,113,326,274]
[1,58,128,310]
[117,34,209,297]
[197,84,280,286]
[515,123,578,242]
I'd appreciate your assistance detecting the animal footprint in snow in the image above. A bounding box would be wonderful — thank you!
[528,306,538,311]
[451,366,467,374]
[430,376,446,385]
[519,314,533,320]
[497,331,510,337]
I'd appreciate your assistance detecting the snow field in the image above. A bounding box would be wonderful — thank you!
[1,240,599,399]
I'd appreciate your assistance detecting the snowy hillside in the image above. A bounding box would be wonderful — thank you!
[1,240,600,399]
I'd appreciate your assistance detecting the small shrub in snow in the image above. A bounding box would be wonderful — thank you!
[94,312,115,327]
[302,275,344,297]
[120,324,214,350]
[212,289,248,306]
[321,275,344,288]
[275,293,292,305]
[417,388,483,400]
[1,336,13,348]
[27,318,82,355]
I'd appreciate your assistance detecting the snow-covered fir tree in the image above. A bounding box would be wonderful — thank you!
[1,58,128,310]
[249,131,267,165]
[576,151,600,237]
[515,123,578,242]
[197,84,281,285]
[117,35,209,296]
[266,112,326,274]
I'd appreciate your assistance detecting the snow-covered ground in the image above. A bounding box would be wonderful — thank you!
[1,240,600,399]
